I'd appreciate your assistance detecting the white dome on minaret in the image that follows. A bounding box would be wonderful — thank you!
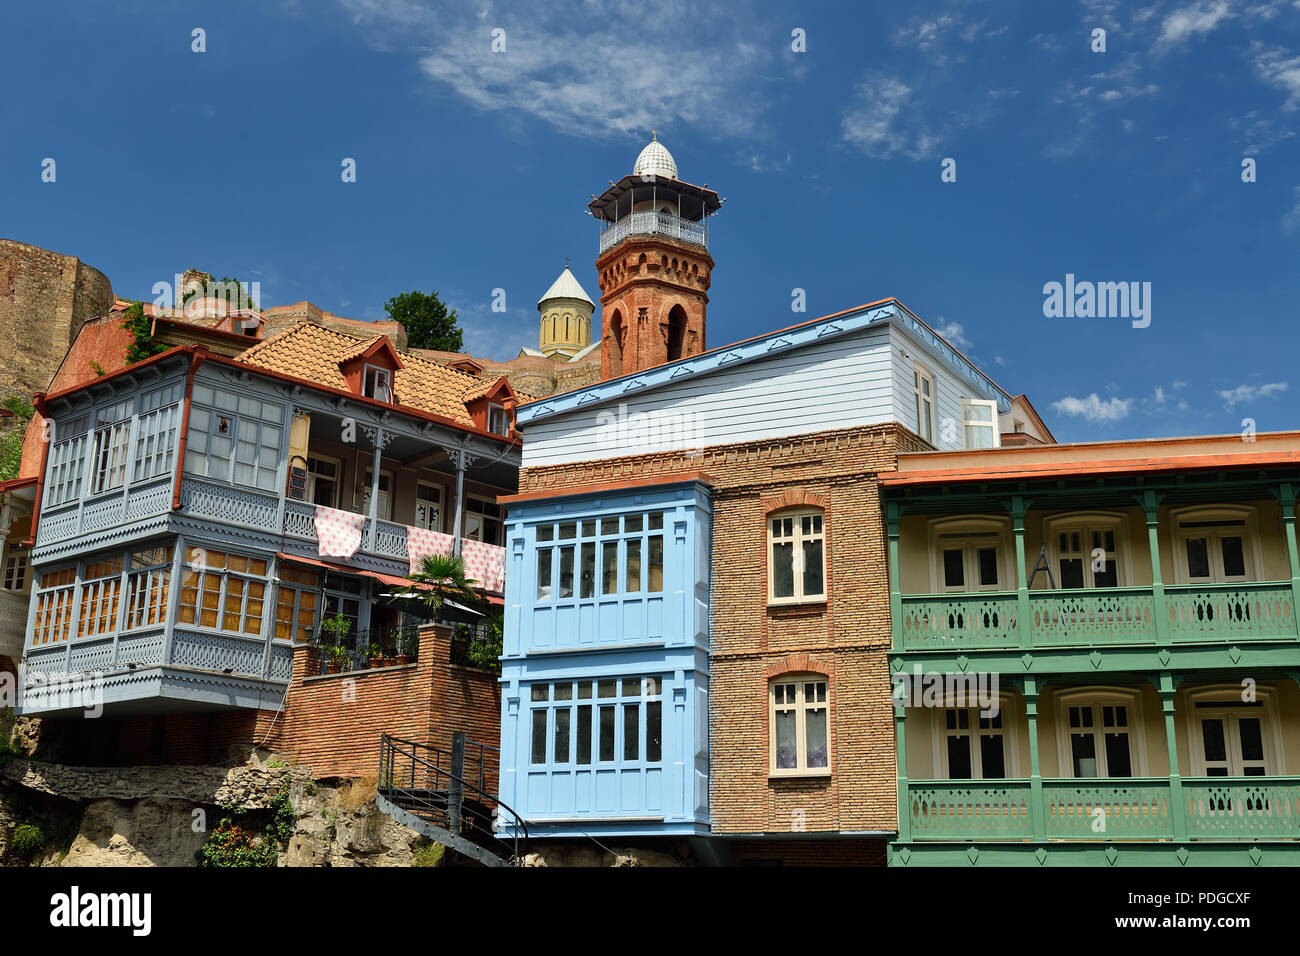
[632,134,678,180]
[537,266,594,309]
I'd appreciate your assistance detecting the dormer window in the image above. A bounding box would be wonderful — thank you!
[364,365,392,402]
[488,403,510,435]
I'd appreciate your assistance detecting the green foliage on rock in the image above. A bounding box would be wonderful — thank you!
[122,301,168,365]
[11,823,45,860]
[196,782,296,867]
[0,397,34,482]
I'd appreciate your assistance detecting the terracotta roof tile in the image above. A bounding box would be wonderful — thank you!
[234,322,484,428]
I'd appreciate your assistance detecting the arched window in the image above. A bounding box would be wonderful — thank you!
[770,673,829,774]
[1054,686,1147,778]
[666,305,687,361]
[928,516,1011,593]
[1185,682,1282,776]
[1170,505,1261,585]
[607,310,625,376]
[768,508,825,604]
[1043,512,1129,589]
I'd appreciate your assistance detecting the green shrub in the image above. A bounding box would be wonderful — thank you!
[196,819,276,868]
[412,843,445,867]
[122,301,168,365]
[11,823,45,860]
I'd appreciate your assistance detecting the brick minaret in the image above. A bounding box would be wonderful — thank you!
[588,136,722,380]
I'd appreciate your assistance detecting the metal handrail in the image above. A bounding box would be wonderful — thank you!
[379,733,527,863]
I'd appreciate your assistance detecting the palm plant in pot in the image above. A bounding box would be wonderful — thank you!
[394,553,482,650]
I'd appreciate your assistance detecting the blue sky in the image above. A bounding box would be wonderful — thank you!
[2,0,1298,442]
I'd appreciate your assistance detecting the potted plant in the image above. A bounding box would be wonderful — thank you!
[318,614,352,674]
[366,641,385,669]
[326,644,348,674]
[395,629,417,666]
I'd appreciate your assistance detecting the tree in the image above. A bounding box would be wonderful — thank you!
[395,554,479,618]
[384,290,463,351]
[0,397,35,482]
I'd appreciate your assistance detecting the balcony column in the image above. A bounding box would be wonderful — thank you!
[886,501,904,651]
[1022,676,1046,841]
[1141,490,1171,646]
[1276,483,1300,637]
[367,428,383,552]
[1158,671,1188,841]
[894,701,911,841]
[1009,495,1031,650]
[450,449,467,556]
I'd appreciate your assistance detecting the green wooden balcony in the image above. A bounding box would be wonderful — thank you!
[897,582,1298,652]
[905,777,1300,842]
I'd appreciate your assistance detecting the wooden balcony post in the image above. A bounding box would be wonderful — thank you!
[1023,676,1046,841]
[451,449,467,557]
[367,429,383,552]
[1158,671,1188,841]
[894,701,911,841]
[886,501,903,652]
[1141,490,1171,646]
[1009,496,1031,650]
[1276,483,1300,638]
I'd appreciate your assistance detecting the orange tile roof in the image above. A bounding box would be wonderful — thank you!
[235,322,490,429]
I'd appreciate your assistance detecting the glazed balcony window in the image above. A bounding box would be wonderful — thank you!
[534,512,664,602]
[529,676,663,766]
[176,549,268,636]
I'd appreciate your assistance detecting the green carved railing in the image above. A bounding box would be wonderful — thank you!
[908,781,1033,839]
[1166,585,1296,642]
[904,777,1300,842]
[898,582,1298,651]
[1029,589,1155,646]
[899,593,1019,650]
[1044,779,1171,839]
[1184,777,1300,839]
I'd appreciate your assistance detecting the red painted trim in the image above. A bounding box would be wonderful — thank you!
[880,446,1300,487]
[498,469,715,505]
[24,392,51,548]
[171,347,210,510]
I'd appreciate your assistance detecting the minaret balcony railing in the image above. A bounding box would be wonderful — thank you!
[598,210,707,254]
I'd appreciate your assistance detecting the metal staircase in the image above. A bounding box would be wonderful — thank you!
[377,732,527,867]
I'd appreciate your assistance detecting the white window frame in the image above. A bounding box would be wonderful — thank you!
[1183,684,1284,777]
[363,364,393,402]
[961,398,1001,450]
[767,508,827,605]
[487,403,510,435]
[305,454,342,509]
[1170,505,1262,586]
[928,516,1011,594]
[1043,512,1130,589]
[769,674,831,777]
[1054,687,1147,778]
[414,480,443,532]
[90,417,132,496]
[359,463,394,521]
[464,495,503,545]
[913,364,936,445]
[2,545,28,592]
[932,695,1019,780]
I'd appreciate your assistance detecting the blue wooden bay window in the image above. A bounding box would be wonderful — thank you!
[498,477,712,837]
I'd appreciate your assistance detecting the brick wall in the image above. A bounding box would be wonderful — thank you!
[518,422,930,838]
[273,624,501,782]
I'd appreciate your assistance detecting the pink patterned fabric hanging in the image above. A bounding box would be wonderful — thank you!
[407,526,456,576]
[314,506,366,559]
[460,538,506,593]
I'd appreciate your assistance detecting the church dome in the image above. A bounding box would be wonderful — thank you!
[632,137,678,180]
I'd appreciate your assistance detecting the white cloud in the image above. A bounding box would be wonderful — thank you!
[933,318,972,350]
[841,75,939,159]
[1252,43,1300,109]
[339,0,774,139]
[1285,186,1300,233]
[1051,393,1132,422]
[1157,1,1233,49]
[1218,382,1289,409]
